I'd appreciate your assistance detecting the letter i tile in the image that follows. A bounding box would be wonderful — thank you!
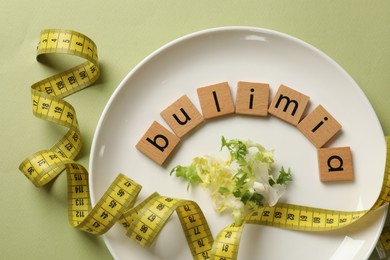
[297,105,342,148]
[235,81,270,116]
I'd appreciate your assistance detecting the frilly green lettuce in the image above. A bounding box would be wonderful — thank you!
[170,136,292,224]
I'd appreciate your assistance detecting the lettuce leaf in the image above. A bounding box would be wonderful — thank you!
[170,136,292,224]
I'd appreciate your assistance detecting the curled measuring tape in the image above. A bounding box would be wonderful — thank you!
[18,29,142,234]
[19,29,390,260]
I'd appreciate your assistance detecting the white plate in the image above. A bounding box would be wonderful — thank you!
[90,27,387,260]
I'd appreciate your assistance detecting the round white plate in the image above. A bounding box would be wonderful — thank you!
[90,27,387,260]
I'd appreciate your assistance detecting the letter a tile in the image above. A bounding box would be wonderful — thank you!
[197,82,235,119]
[297,105,342,148]
[268,85,310,126]
[136,121,180,165]
[235,81,270,116]
[160,95,204,138]
[317,147,353,182]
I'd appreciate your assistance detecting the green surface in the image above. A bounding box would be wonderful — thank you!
[1,1,389,259]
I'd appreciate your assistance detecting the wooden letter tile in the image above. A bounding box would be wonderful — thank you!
[160,95,204,138]
[297,105,342,148]
[268,84,310,125]
[235,81,269,116]
[197,82,235,119]
[136,121,180,165]
[317,147,353,182]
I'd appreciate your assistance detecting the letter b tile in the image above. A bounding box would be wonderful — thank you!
[317,146,354,182]
[136,121,180,165]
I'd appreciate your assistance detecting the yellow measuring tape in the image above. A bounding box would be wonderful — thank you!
[19,29,390,260]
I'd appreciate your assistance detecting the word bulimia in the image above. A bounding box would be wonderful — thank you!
[136,81,353,182]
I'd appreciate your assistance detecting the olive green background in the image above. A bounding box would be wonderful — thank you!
[1,1,389,259]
